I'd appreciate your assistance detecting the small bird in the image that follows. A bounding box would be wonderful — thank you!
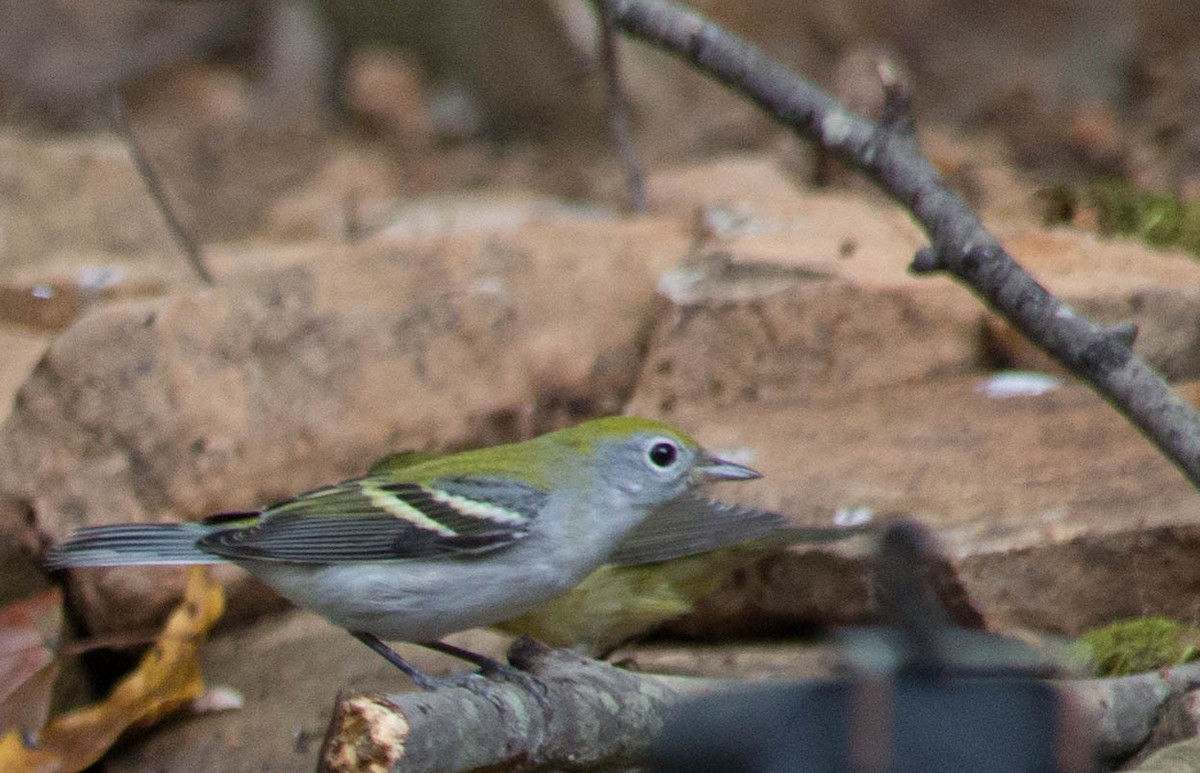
[369,448,871,656]
[45,416,761,691]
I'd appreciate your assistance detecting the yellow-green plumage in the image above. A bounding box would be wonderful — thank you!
[493,544,757,654]
[493,528,862,655]
[365,427,865,655]
[367,416,698,492]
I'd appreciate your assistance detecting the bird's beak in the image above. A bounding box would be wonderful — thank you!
[697,452,762,481]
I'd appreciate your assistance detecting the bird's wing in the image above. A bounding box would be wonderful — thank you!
[197,476,547,563]
[607,496,787,566]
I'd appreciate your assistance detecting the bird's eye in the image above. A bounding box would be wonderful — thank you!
[647,441,679,469]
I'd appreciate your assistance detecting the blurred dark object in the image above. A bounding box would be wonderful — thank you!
[651,520,1096,772]
[650,678,1080,773]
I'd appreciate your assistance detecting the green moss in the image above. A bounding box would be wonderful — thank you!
[1077,617,1200,677]
[1042,180,1200,259]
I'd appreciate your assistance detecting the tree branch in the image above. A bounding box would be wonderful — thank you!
[598,0,1200,491]
[592,0,648,213]
[319,639,676,773]
[110,92,212,286]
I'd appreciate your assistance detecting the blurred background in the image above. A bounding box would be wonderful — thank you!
[2,0,1195,245]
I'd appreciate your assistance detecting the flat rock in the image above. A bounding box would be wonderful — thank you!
[0,131,181,273]
[660,374,1200,636]
[634,158,1200,414]
[987,227,1200,380]
[633,159,984,411]
[2,214,689,634]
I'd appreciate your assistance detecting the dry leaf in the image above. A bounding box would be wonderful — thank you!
[0,734,58,773]
[0,567,225,773]
[0,588,63,736]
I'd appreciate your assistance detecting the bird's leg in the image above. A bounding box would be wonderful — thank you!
[419,639,548,704]
[350,631,462,692]
[350,631,546,707]
[418,639,509,673]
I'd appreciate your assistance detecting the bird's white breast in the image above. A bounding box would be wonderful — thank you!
[241,488,649,642]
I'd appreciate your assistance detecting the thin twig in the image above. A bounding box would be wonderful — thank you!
[110,92,212,286]
[598,0,1200,493]
[593,0,648,213]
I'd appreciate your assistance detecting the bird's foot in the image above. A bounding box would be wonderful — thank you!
[351,631,548,709]
[420,639,549,709]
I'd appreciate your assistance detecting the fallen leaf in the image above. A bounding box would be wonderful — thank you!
[0,588,63,735]
[0,567,224,773]
[0,733,58,773]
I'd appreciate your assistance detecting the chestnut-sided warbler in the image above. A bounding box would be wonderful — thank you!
[367,447,845,654]
[45,416,761,689]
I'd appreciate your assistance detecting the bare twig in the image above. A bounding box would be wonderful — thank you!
[110,93,212,286]
[597,0,1200,492]
[592,0,648,212]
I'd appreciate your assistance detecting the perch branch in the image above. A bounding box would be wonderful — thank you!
[598,0,1200,491]
[1068,661,1200,762]
[319,639,676,773]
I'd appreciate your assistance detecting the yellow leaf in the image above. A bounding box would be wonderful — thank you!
[0,732,59,773]
[0,567,224,773]
[0,588,63,735]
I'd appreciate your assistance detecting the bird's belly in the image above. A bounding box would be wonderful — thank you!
[243,557,576,642]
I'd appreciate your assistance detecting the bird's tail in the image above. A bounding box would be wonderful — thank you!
[44,522,229,569]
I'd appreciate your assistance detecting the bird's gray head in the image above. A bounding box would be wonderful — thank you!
[582,419,761,508]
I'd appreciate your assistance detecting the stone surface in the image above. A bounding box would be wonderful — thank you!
[661,374,1200,636]
[102,611,502,773]
[2,214,689,634]
[633,271,982,413]
[8,152,1200,645]
[636,159,1200,416]
[985,228,1200,380]
[0,328,50,415]
[0,131,181,273]
[632,157,985,412]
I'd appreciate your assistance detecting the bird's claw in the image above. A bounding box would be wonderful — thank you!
[425,665,548,712]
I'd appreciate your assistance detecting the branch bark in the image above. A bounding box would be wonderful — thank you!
[1070,661,1200,763]
[598,0,1200,492]
[319,639,677,773]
